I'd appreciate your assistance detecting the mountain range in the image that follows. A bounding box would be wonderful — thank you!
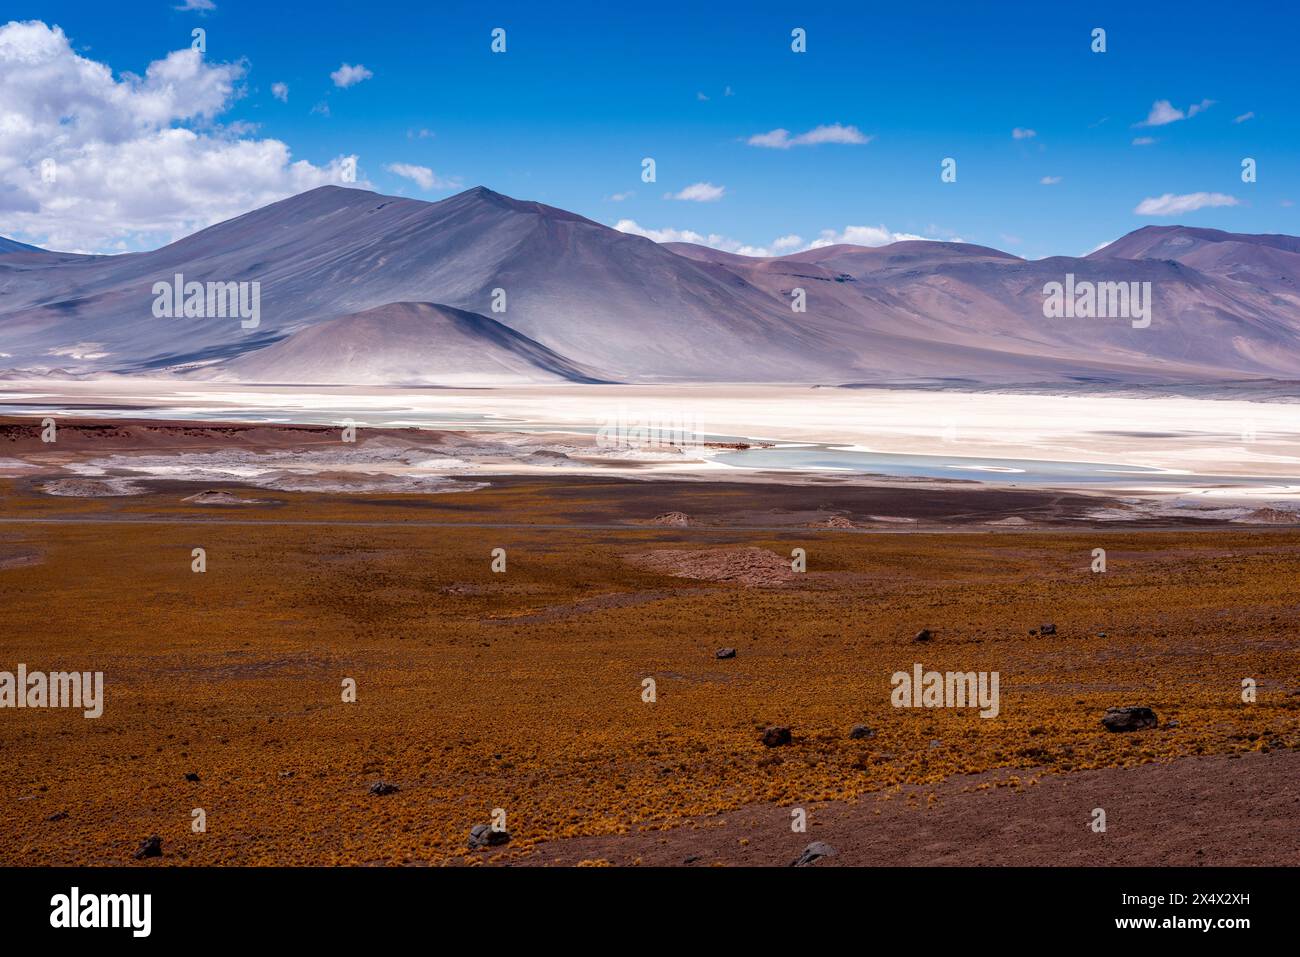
[2,185,1299,385]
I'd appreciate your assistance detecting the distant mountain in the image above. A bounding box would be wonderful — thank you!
[1,186,1299,385]
[213,301,607,385]
[0,235,44,254]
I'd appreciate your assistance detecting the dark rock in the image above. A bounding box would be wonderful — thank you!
[761,726,792,747]
[913,629,932,642]
[791,841,837,867]
[46,811,68,822]
[715,648,737,659]
[368,780,400,796]
[468,823,511,849]
[1101,706,1158,732]
[133,835,162,860]
[1039,623,1056,635]
[184,772,200,782]
[849,725,874,739]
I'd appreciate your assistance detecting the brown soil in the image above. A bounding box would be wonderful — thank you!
[622,546,798,586]
[513,749,1300,866]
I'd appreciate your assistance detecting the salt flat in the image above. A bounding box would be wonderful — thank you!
[4,379,1300,502]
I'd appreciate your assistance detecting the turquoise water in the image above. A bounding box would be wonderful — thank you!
[3,394,1294,489]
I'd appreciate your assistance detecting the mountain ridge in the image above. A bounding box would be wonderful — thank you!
[2,185,1300,385]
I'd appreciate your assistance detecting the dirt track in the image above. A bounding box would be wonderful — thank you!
[513,750,1300,866]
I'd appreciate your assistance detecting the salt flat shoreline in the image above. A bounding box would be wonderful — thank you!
[3,378,1300,500]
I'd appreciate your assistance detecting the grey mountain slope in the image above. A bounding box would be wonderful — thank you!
[2,185,1300,383]
[0,236,44,254]
[213,301,607,385]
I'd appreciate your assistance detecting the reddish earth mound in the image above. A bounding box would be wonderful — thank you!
[623,546,797,586]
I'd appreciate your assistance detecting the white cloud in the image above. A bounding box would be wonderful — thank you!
[615,219,770,256]
[384,162,460,191]
[1012,127,1037,140]
[696,92,709,101]
[666,182,725,202]
[271,82,288,102]
[406,128,435,139]
[606,191,633,201]
[330,63,373,88]
[1135,98,1214,127]
[1040,176,1062,185]
[1134,192,1239,216]
[1136,100,1184,126]
[0,21,359,252]
[1234,111,1255,124]
[809,225,930,248]
[175,0,216,10]
[747,123,871,149]
[48,342,110,360]
[1131,136,1157,146]
[615,219,945,258]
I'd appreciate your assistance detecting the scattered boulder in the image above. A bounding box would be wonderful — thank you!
[761,726,792,748]
[468,824,511,849]
[913,629,933,643]
[791,841,837,867]
[715,647,737,659]
[1101,706,1158,732]
[1039,623,1057,636]
[133,835,162,860]
[184,772,200,783]
[46,811,68,822]
[849,725,874,740]
[368,780,400,796]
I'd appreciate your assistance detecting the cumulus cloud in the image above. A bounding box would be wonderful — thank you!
[1012,127,1036,139]
[606,191,633,201]
[176,0,216,10]
[808,225,930,248]
[1134,192,1239,216]
[666,182,725,202]
[1135,98,1214,127]
[384,162,460,191]
[330,63,373,88]
[1040,176,1062,185]
[615,219,941,258]
[0,20,358,251]
[747,123,870,149]
[1131,136,1157,146]
[271,82,288,102]
[48,341,111,360]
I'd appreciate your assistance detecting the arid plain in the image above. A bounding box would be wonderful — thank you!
[2,418,1298,866]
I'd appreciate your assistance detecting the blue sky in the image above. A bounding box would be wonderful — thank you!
[3,0,1297,256]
